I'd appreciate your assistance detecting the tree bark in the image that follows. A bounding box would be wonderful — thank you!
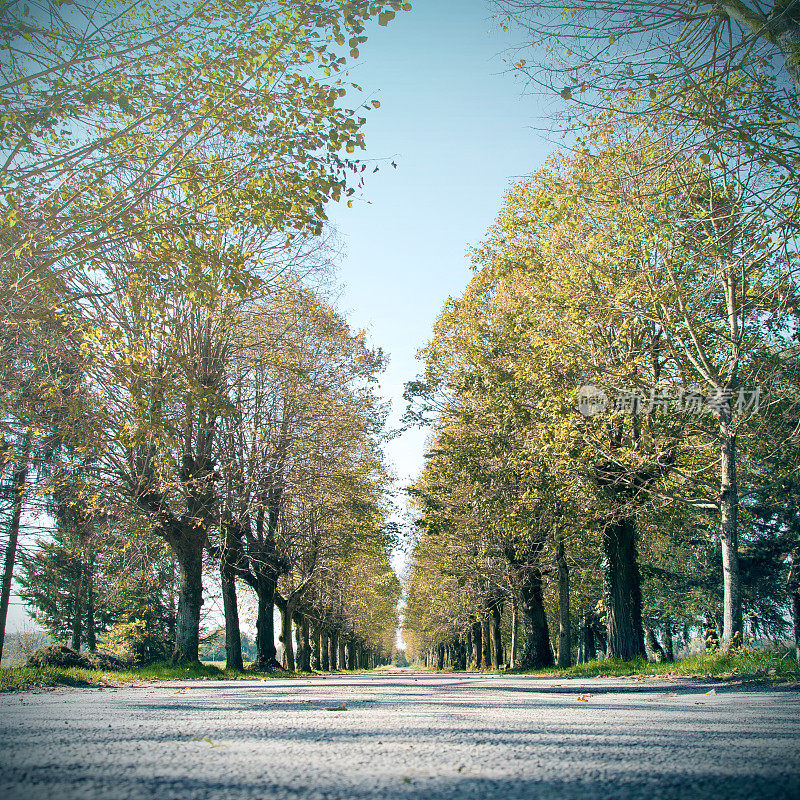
[0,428,32,664]
[510,597,517,669]
[221,562,243,671]
[311,625,321,670]
[517,564,555,669]
[85,545,96,653]
[338,637,346,671]
[281,597,295,672]
[491,602,503,667]
[299,613,311,672]
[172,537,204,663]
[603,517,646,660]
[481,615,491,668]
[254,582,280,670]
[556,536,571,667]
[329,630,338,670]
[787,549,800,664]
[70,542,84,651]
[578,612,596,663]
[321,632,330,671]
[663,617,674,662]
[471,620,482,669]
[720,422,743,649]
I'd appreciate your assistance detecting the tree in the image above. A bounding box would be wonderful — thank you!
[217,284,390,670]
[495,0,800,201]
[1,0,409,286]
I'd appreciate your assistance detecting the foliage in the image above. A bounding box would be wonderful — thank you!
[102,614,170,666]
[404,114,799,662]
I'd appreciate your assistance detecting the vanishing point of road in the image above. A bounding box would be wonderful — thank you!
[1,670,799,800]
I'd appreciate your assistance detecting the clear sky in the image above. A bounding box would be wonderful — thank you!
[5,1,559,634]
[326,1,555,524]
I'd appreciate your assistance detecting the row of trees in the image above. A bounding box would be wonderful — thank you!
[1,0,407,666]
[403,105,800,667]
[402,0,800,671]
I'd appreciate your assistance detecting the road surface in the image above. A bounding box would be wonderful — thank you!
[1,671,799,799]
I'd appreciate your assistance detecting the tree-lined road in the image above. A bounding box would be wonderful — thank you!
[1,671,799,799]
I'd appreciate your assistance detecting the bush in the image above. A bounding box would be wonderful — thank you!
[26,643,127,670]
[102,616,169,666]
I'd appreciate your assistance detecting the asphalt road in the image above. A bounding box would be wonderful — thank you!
[1,670,799,800]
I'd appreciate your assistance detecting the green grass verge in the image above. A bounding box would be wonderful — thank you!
[0,660,388,692]
[512,648,800,683]
[0,660,264,692]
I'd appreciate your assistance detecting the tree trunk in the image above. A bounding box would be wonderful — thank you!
[321,632,330,671]
[603,517,646,661]
[556,537,571,667]
[160,518,208,665]
[471,620,482,669]
[299,613,311,672]
[71,545,84,651]
[311,625,321,670]
[491,602,503,667]
[85,545,96,653]
[347,638,356,671]
[517,564,555,669]
[329,630,338,670]
[577,613,588,663]
[644,626,666,662]
[338,638,346,671]
[788,550,800,664]
[166,554,177,648]
[480,615,491,668]
[436,642,444,670]
[0,429,31,664]
[221,562,243,671]
[282,598,295,672]
[510,597,517,669]
[720,423,743,650]
[172,542,204,663]
[253,581,280,670]
[663,617,674,662]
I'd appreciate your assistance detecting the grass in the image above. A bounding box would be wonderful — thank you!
[3,648,797,692]
[0,660,274,692]
[0,657,385,691]
[513,648,800,683]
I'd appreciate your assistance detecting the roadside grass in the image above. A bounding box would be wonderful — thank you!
[5,649,796,691]
[512,648,800,683]
[1,660,265,692]
[0,659,387,691]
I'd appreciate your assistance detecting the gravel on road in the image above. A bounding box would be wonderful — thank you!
[1,671,798,800]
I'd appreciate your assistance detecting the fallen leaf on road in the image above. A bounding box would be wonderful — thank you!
[189,736,225,748]
[325,702,347,711]
[576,694,592,702]
[705,689,717,695]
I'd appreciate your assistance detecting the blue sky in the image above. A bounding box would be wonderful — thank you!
[327,1,555,495]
